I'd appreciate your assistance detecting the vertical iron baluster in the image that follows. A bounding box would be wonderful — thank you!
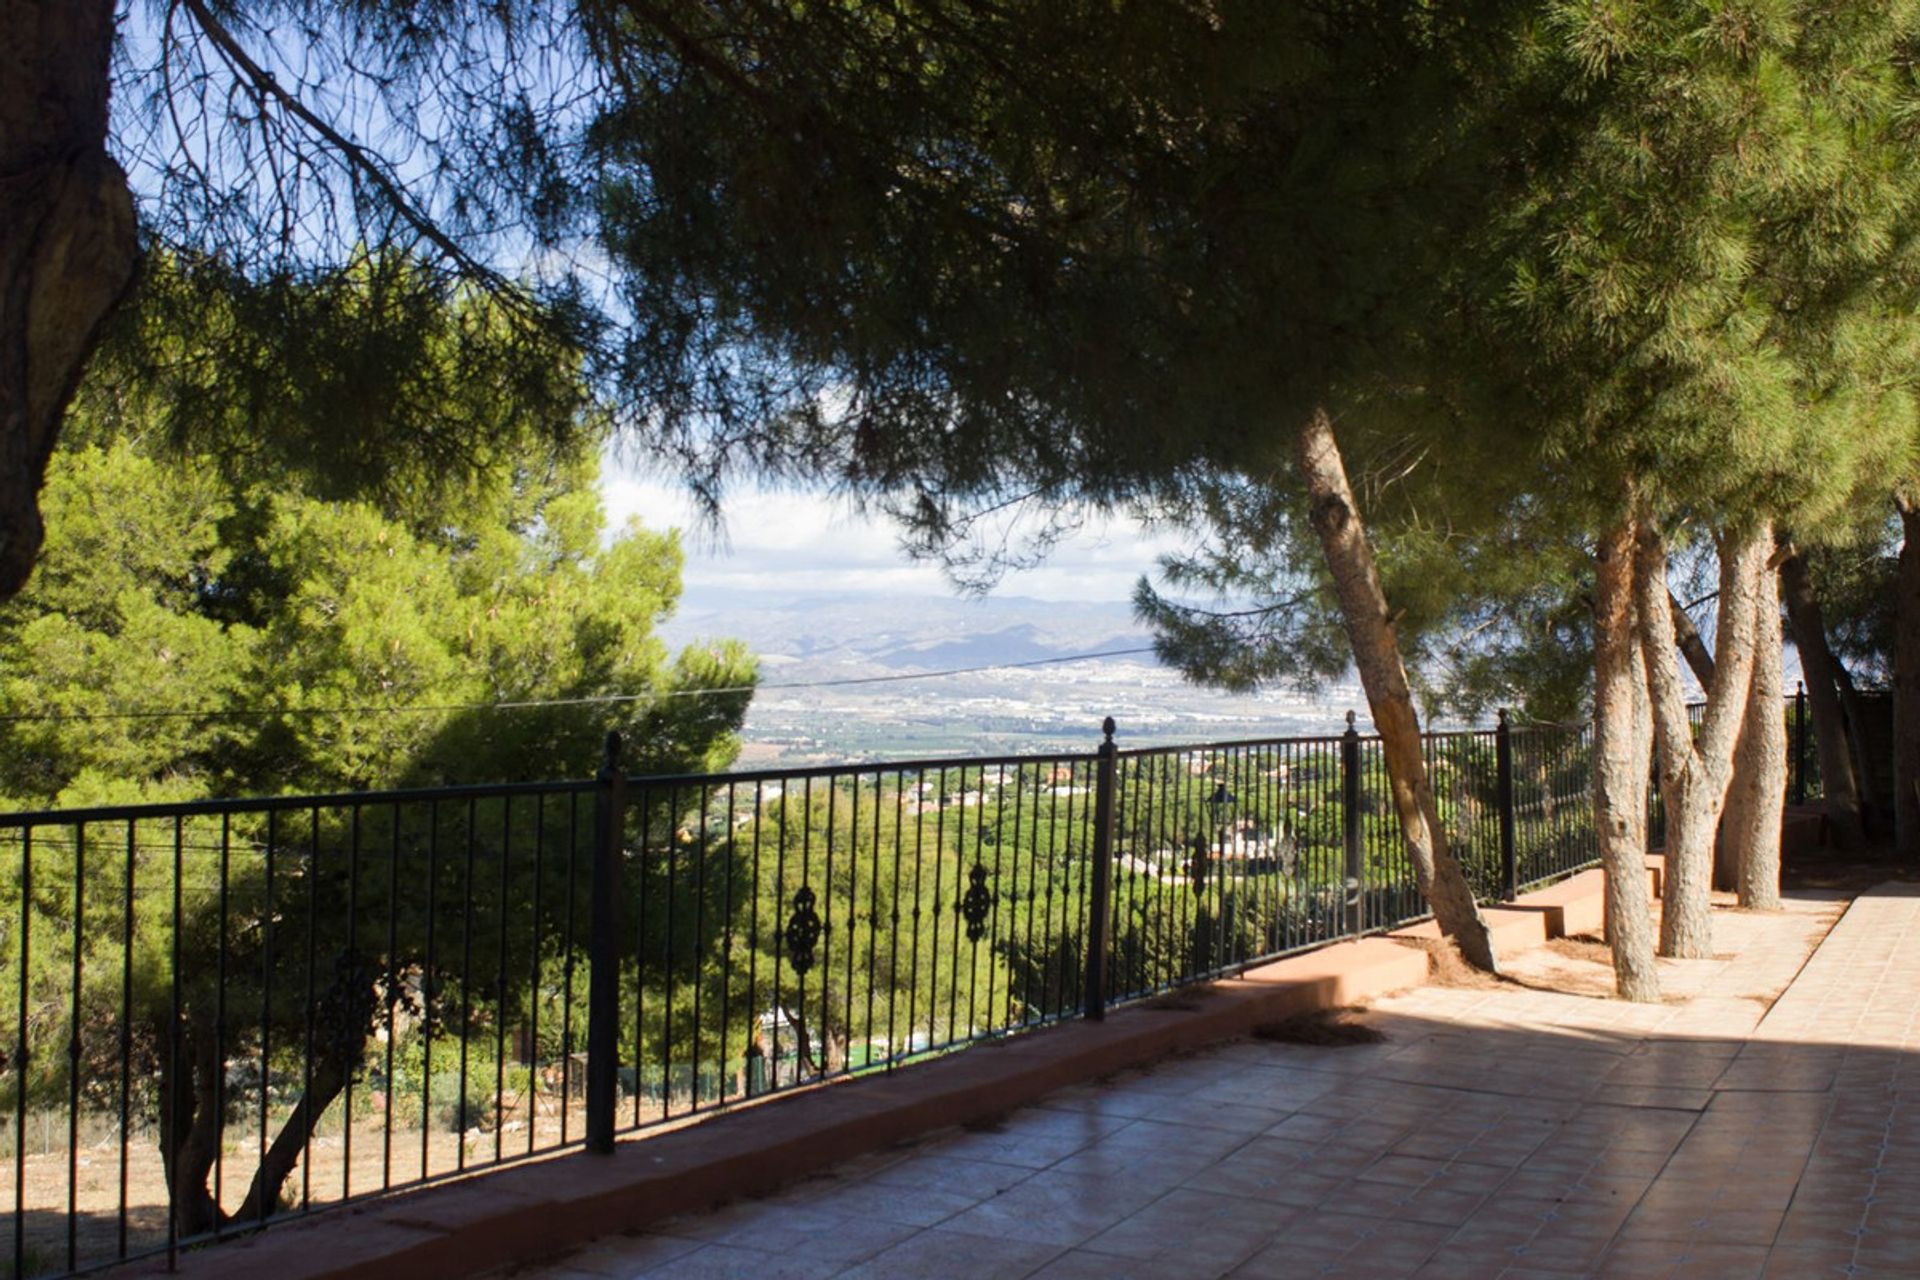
[384,805,399,1188]
[985,763,1007,1036]
[559,794,576,1146]
[1152,756,1167,997]
[302,808,318,1210]
[921,771,944,1051]
[170,819,182,1266]
[928,767,944,1050]
[905,770,923,1056]
[1038,762,1059,1018]
[586,734,625,1155]
[662,784,679,1119]
[15,827,30,1280]
[1342,716,1363,937]
[1219,748,1236,972]
[1085,727,1116,1018]
[1794,682,1808,805]
[864,774,883,1066]
[641,782,656,1120]
[690,784,709,1108]
[423,803,439,1178]
[1014,763,1034,1025]
[261,810,275,1221]
[797,776,813,1075]
[946,768,963,1043]
[1063,760,1086,1009]
[119,821,135,1257]
[717,783,735,1104]
[495,798,510,1161]
[744,782,762,1095]
[458,797,475,1172]
[529,793,545,1153]
[845,774,859,1072]
[819,778,836,1080]
[887,774,905,1063]
[771,783,788,1084]
[67,823,83,1272]
[344,805,359,1200]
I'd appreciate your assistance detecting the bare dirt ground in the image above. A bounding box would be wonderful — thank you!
[3,1095,617,1276]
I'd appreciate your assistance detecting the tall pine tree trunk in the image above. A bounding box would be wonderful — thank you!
[1295,408,1497,973]
[1726,557,1785,909]
[1592,512,1660,1001]
[1896,496,1920,863]
[1778,547,1866,850]
[0,0,139,598]
[1637,521,1766,959]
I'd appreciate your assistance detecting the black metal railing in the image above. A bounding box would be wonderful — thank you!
[9,700,1753,1279]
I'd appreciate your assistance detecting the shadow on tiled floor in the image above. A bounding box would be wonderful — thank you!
[515,886,1920,1280]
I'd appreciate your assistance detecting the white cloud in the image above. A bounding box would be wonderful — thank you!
[602,452,1186,603]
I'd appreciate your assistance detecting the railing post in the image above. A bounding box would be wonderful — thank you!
[585,731,625,1154]
[1083,717,1117,1022]
[1341,711,1364,936]
[1793,681,1808,805]
[1496,709,1518,900]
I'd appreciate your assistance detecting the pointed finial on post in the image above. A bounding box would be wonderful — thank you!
[1498,707,1510,729]
[1345,709,1357,731]
[1101,716,1116,743]
[601,730,623,777]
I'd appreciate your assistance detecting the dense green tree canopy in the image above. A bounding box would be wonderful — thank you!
[0,348,754,809]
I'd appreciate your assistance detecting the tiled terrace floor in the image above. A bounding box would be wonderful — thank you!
[517,884,1920,1279]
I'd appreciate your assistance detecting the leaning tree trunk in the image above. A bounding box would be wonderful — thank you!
[157,1009,225,1238]
[1668,590,1717,689]
[231,1053,355,1225]
[1896,495,1920,863]
[1670,589,1743,892]
[1295,408,1498,972]
[1778,547,1866,851]
[1638,521,1767,959]
[0,0,140,598]
[1592,512,1661,1001]
[1725,557,1785,909]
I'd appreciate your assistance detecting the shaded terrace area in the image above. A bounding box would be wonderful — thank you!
[513,883,1919,1279]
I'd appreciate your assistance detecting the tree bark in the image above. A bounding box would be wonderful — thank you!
[1834,667,1889,834]
[157,1009,223,1237]
[1668,590,1717,689]
[1726,557,1785,909]
[1779,547,1866,850]
[1671,587,1738,892]
[0,0,140,598]
[1295,408,1498,972]
[1637,521,1767,959]
[1897,496,1920,862]
[1592,512,1660,1001]
[233,1054,353,1224]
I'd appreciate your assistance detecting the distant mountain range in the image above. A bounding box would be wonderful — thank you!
[661,589,1157,674]
[657,588,1361,765]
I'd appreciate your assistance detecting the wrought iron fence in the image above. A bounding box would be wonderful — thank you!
[0,705,1681,1279]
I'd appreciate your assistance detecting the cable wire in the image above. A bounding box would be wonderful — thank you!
[0,646,1161,726]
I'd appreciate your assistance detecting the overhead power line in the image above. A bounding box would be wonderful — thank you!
[0,645,1162,726]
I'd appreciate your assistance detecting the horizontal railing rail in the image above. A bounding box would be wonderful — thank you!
[0,695,1820,1279]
